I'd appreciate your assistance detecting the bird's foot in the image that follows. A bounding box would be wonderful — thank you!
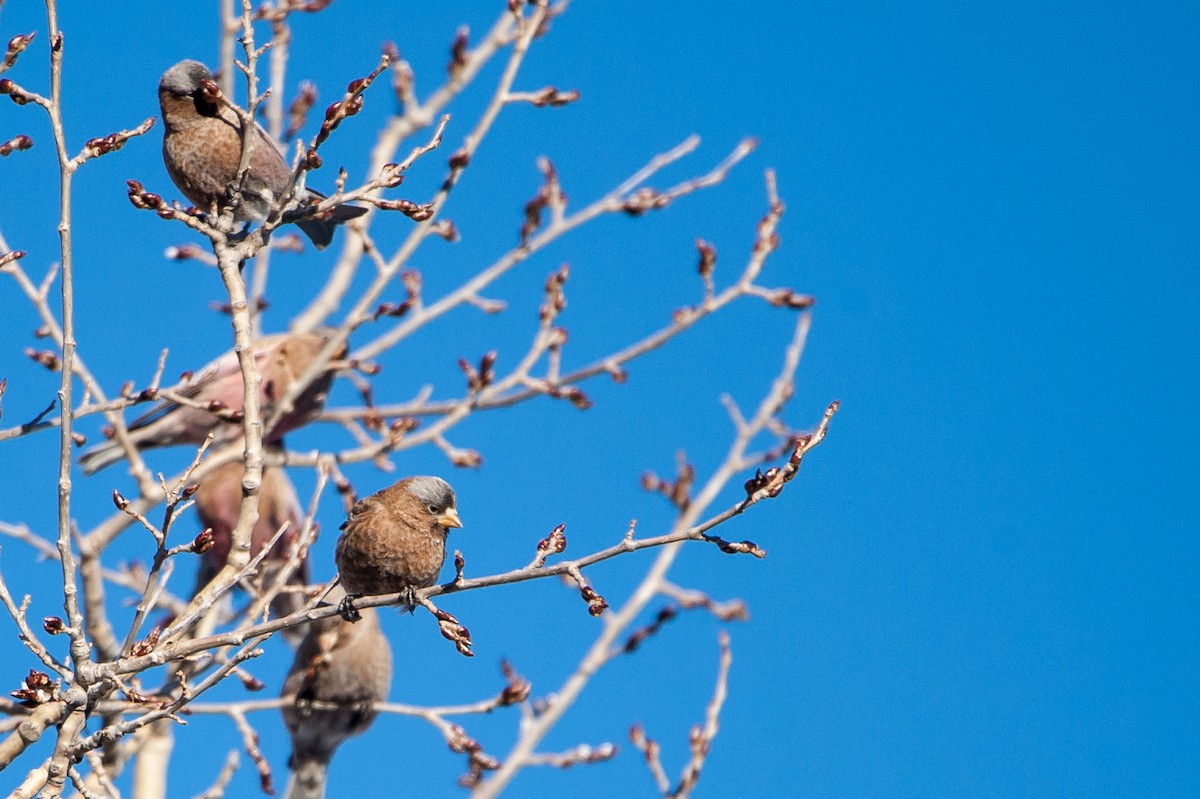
[337,593,362,622]
[228,224,251,249]
[293,696,314,718]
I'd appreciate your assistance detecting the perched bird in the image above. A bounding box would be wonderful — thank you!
[334,476,463,620]
[79,330,344,474]
[281,590,392,799]
[192,459,311,642]
[158,59,367,249]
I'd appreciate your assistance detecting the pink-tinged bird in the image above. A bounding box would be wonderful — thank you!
[79,330,344,475]
[192,459,311,642]
[281,594,392,799]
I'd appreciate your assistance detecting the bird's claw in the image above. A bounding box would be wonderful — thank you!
[337,594,362,622]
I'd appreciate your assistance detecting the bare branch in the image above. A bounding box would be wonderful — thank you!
[669,630,732,798]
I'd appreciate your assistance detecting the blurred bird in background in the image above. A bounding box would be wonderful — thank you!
[158,59,366,250]
[192,458,311,643]
[281,587,392,799]
[79,330,344,474]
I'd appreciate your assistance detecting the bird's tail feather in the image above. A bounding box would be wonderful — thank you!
[284,758,328,799]
[78,441,124,475]
[291,202,367,250]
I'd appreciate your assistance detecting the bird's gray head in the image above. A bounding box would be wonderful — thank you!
[405,476,457,515]
[159,60,213,96]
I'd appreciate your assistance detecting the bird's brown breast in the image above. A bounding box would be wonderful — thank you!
[334,494,449,597]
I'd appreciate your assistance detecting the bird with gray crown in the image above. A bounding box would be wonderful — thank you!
[158,59,366,249]
[334,476,464,621]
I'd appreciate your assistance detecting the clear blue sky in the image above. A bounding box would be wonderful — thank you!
[0,1,1196,796]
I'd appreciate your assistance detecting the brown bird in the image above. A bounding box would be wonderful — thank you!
[79,330,344,475]
[159,59,367,249]
[281,592,392,799]
[192,459,311,642]
[334,476,463,620]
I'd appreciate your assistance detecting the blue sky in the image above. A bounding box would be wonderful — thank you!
[0,1,1196,796]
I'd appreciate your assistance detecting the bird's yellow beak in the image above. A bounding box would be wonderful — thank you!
[437,507,463,529]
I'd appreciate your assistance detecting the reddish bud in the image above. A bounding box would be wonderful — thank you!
[130,626,161,656]
[430,219,459,241]
[24,348,61,371]
[696,239,716,278]
[5,33,36,64]
[767,288,815,309]
[390,417,420,433]
[0,134,33,157]
[11,669,54,707]
[535,524,567,560]
[450,449,483,468]
[580,586,608,616]
[448,27,470,78]
[42,617,65,635]
[479,351,497,380]
[0,249,26,268]
[498,660,532,705]
[565,387,592,410]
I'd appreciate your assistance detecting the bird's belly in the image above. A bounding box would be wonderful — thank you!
[162,133,271,222]
[336,533,444,596]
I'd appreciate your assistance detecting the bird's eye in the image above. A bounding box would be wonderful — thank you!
[427,504,439,514]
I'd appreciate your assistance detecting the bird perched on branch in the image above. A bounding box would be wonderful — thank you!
[281,589,392,799]
[334,476,463,620]
[158,59,367,249]
[79,330,344,474]
[192,459,311,643]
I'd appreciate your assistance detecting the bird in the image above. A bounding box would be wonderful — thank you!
[158,59,367,250]
[281,588,392,799]
[192,458,311,643]
[334,476,463,621]
[79,330,344,474]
